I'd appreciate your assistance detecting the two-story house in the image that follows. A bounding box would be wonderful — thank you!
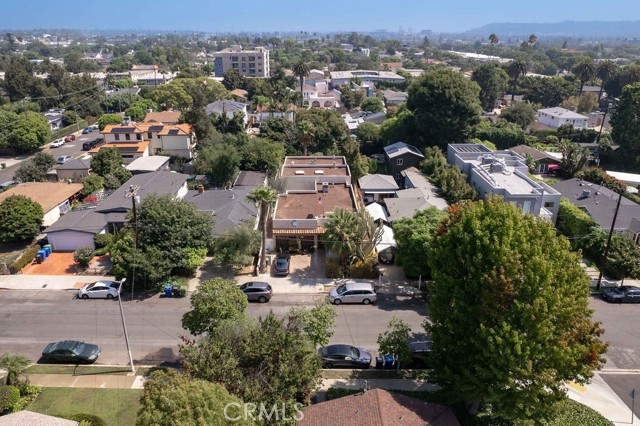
[447,143,561,223]
[537,107,588,130]
[384,142,425,181]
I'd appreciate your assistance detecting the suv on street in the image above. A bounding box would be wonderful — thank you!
[82,138,104,151]
[602,286,640,303]
[56,155,72,165]
[239,281,272,303]
[82,127,93,134]
[328,282,377,305]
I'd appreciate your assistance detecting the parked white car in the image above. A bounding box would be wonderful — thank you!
[77,281,121,299]
[50,138,65,148]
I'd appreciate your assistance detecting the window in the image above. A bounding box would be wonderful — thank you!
[232,63,239,69]
[136,133,142,140]
[122,154,133,158]
[241,57,246,61]
[258,69,262,73]
[147,132,152,139]
[395,173,401,179]
[249,69,256,75]
[125,134,130,141]
[115,134,120,141]
[249,56,255,61]
[396,158,403,166]
[544,201,554,208]
[249,63,255,68]
[154,148,162,154]
[523,201,531,214]
[231,56,239,62]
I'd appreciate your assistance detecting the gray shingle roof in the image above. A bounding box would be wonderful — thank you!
[384,142,424,159]
[358,174,399,191]
[96,171,188,213]
[184,187,258,234]
[384,197,436,222]
[552,178,640,232]
[55,158,91,170]
[205,100,247,115]
[44,209,108,234]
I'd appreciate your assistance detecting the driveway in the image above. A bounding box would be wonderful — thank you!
[22,252,78,275]
[276,250,326,279]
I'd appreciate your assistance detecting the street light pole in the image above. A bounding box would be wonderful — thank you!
[116,278,135,373]
[126,185,140,299]
[596,190,623,291]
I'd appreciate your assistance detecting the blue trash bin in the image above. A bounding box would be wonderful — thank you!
[37,249,47,261]
[164,285,173,298]
[43,246,51,257]
[384,355,395,369]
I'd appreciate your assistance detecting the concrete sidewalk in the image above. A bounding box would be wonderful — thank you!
[27,373,145,390]
[0,274,116,291]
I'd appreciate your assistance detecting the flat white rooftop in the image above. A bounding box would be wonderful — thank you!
[469,160,537,194]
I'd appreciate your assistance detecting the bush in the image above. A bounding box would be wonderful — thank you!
[325,259,342,278]
[0,385,20,414]
[73,247,95,268]
[65,413,107,426]
[9,244,40,274]
[94,233,113,249]
[347,259,379,278]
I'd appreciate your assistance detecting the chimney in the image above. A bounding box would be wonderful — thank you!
[197,185,204,194]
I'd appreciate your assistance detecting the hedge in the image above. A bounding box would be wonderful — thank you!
[65,413,107,426]
[0,385,20,414]
[9,244,41,274]
[556,199,596,250]
[50,120,89,141]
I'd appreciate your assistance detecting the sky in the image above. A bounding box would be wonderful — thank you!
[1,0,640,33]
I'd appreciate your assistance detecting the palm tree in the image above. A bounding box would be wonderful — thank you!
[297,120,315,156]
[323,208,360,266]
[622,64,640,86]
[528,34,538,46]
[292,60,310,106]
[506,59,527,102]
[596,60,617,101]
[0,353,30,385]
[247,186,278,274]
[488,33,499,46]
[572,57,596,95]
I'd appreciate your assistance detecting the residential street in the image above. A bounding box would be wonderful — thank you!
[0,290,427,365]
[590,295,640,369]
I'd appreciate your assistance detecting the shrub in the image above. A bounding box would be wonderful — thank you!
[73,247,95,268]
[66,413,107,426]
[93,233,113,249]
[9,244,40,274]
[0,385,20,414]
[325,259,342,278]
[347,259,379,279]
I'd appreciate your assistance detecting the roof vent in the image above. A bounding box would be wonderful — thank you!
[582,190,591,198]
[314,170,324,175]
[295,170,304,175]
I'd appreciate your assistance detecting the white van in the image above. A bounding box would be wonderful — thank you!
[328,282,377,305]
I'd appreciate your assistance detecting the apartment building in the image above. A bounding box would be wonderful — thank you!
[212,46,270,78]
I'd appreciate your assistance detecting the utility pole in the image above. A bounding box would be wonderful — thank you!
[116,278,135,373]
[596,102,613,146]
[126,185,140,298]
[596,190,623,291]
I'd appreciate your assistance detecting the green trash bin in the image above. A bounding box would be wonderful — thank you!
[266,255,272,266]
[177,285,187,297]
[44,244,53,253]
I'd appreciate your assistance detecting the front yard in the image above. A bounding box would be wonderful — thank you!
[28,388,142,426]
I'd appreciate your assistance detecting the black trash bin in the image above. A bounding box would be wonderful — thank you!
[375,356,384,369]
[384,355,395,369]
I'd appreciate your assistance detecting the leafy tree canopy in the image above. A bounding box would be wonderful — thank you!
[0,195,44,243]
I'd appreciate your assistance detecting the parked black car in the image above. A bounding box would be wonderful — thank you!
[239,281,272,303]
[82,138,104,151]
[318,344,372,368]
[602,286,640,303]
[41,340,101,364]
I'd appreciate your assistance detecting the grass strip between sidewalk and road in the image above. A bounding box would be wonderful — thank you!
[28,388,142,426]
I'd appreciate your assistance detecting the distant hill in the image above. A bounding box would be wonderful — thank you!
[463,21,640,38]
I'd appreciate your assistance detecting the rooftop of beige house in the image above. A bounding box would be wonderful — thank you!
[0,182,83,212]
[274,183,356,220]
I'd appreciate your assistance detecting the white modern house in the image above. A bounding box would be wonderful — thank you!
[537,107,588,130]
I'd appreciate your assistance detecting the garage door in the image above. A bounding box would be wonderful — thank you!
[47,231,95,252]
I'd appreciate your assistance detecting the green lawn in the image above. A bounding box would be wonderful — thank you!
[28,388,142,426]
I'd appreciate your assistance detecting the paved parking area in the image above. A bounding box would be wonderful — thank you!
[274,250,326,279]
[22,252,78,275]
[590,295,640,369]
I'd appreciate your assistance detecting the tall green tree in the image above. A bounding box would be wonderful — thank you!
[8,111,51,152]
[506,59,527,102]
[296,119,315,156]
[488,33,499,46]
[137,369,255,426]
[471,63,509,111]
[246,185,278,274]
[610,82,640,158]
[393,208,447,278]
[97,113,124,131]
[360,96,384,113]
[292,60,310,105]
[212,223,260,268]
[0,195,44,243]
[377,317,413,368]
[596,60,617,101]
[181,277,247,336]
[193,145,240,187]
[427,198,606,423]
[572,57,596,95]
[406,68,482,149]
[558,139,590,177]
[499,102,537,129]
[14,152,55,183]
[90,147,131,186]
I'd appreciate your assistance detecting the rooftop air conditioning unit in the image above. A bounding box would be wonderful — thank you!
[322,182,329,193]
[314,170,324,175]
[582,190,591,198]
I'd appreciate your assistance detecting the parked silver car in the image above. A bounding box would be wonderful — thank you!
[239,281,272,303]
[328,282,377,305]
[77,281,121,299]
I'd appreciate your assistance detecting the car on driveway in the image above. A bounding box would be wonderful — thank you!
[82,127,93,134]
[77,281,121,299]
[56,155,72,165]
[50,138,65,148]
[273,252,290,276]
[318,344,372,368]
[328,282,377,305]
[64,134,76,142]
[41,340,100,364]
[239,281,272,303]
[602,286,640,303]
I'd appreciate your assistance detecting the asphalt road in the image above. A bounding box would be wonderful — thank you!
[0,290,427,366]
[600,373,640,418]
[590,295,640,369]
[0,130,96,183]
